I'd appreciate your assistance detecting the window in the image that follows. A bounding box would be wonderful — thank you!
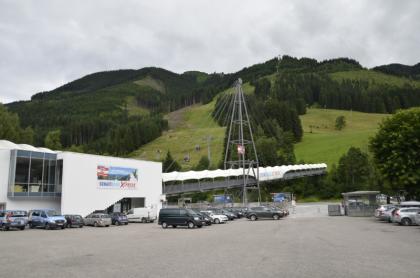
[15,157,30,184]
[31,211,40,217]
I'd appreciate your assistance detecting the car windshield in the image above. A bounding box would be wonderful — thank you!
[187,209,199,215]
[101,214,111,218]
[47,210,60,216]
[11,211,27,217]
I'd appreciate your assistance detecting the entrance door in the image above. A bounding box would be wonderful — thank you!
[0,203,5,210]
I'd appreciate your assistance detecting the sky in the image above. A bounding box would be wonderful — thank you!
[1,0,420,103]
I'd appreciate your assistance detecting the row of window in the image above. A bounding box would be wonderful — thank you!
[9,150,63,195]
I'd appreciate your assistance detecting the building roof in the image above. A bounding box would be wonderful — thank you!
[162,163,327,182]
[342,191,380,196]
[0,140,57,153]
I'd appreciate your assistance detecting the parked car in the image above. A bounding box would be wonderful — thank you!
[84,213,112,227]
[158,208,203,229]
[126,207,157,223]
[392,207,420,226]
[375,204,396,219]
[415,212,420,225]
[28,209,66,229]
[399,201,420,208]
[110,212,129,225]
[246,206,284,221]
[191,210,212,226]
[207,208,236,220]
[379,206,397,222]
[64,215,84,228]
[0,210,28,231]
[227,208,244,218]
[200,210,228,224]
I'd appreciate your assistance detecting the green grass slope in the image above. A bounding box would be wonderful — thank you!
[295,108,389,168]
[330,70,420,87]
[130,100,226,170]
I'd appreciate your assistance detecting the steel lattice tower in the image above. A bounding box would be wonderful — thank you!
[224,78,260,206]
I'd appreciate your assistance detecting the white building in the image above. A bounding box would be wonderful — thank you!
[0,140,162,216]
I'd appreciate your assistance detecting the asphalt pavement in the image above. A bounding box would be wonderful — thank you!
[0,205,419,278]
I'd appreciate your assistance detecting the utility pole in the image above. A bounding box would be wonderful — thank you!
[224,78,260,206]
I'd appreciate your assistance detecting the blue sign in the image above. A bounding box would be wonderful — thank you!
[214,195,233,203]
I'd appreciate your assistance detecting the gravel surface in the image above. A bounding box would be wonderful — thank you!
[1,208,419,278]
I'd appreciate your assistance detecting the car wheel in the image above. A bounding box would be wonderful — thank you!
[401,218,412,226]
[161,222,168,229]
[250,215,257,221]
[2,224,9,231]
[273,214,280,220]
[187,221,195,229]
[125,222,128,225]
[79,225,83,228]
[214,218,220,224]
[94,222,98,227]
[172,225,177,228]
[198,225,203,228]
[20,226,25,230]
[61,226,66,230]
[45,223,50,230]
[115,221,120,226]
[141,218,147,223]
[106,225,109,227]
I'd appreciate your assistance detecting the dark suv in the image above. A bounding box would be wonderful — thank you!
[246,206,284,221]
[158,208,203,229]
[110,212,129,225]
[64,215,84,228]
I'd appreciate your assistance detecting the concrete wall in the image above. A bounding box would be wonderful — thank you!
[59,152,162,216]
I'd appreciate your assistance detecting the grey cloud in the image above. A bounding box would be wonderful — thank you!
[1,0,420,103]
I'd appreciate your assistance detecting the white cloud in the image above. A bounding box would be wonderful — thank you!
[1,0,419,103]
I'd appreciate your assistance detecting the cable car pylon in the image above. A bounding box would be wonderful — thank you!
[224,78,261,206]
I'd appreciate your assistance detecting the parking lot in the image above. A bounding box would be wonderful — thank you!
[1,207,420,278]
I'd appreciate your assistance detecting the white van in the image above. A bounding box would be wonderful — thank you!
[126,207,157,223]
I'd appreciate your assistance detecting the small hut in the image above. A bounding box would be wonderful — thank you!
[342,191,379,217]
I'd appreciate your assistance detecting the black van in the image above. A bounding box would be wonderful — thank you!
[158,208,203,229]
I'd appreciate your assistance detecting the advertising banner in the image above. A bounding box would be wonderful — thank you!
[97,165,138,189]
[213,195,233,204]
[272,193,286,202]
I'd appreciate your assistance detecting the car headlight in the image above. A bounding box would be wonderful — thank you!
[194,217,199,221]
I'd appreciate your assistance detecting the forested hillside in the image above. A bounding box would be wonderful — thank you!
[4,55,420,161]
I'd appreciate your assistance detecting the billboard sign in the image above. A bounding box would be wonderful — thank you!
[213,195,233,204]
[97,165,138,189]
[272,193,286,202]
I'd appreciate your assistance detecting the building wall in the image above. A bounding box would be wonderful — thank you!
[0,149,60,211]
[59,152,162,216]
[0,149,10,209]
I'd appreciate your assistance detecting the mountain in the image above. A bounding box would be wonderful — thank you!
[4,55,420,162]
[373,63,420,80]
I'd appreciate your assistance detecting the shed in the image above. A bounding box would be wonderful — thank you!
[342,191,379,217]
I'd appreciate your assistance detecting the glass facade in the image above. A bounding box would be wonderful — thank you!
[8,150,62,198]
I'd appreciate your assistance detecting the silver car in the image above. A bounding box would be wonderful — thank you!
[392,207,420,226]
[415,212,420,225]
[379,206,398,222]
[375,205,395,219]
[84,213,112,227]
